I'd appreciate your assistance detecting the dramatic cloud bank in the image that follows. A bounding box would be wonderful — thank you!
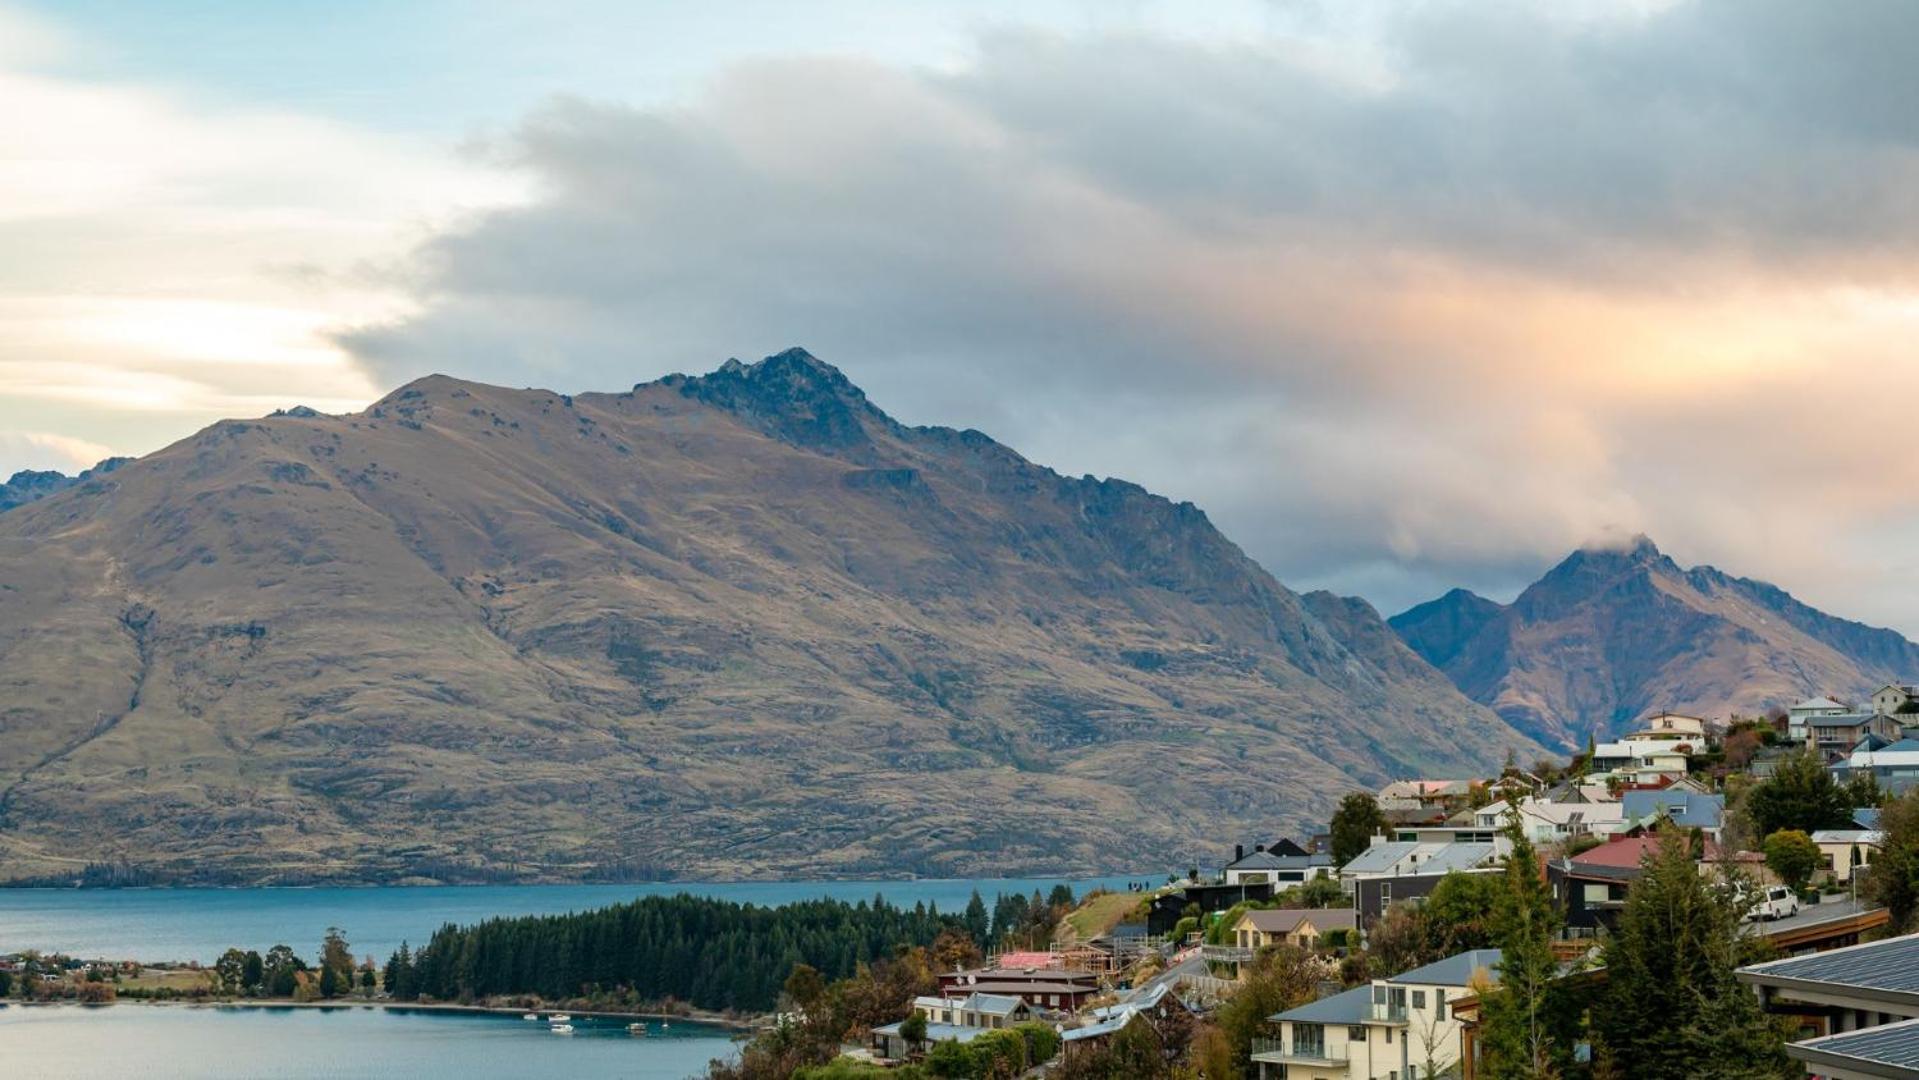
[337,0,1919,629]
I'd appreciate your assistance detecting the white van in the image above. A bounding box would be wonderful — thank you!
[1745,885,1801,923]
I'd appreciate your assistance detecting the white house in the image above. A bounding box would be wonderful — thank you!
[1251,949,1501,1080]
[1811,829,1883,884]
[1472,798,1626,845]
[1872,684,1919,718]
[1789,696,1853,742]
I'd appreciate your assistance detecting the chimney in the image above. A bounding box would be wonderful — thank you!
[1235,844,1245,861]
[1254,843,1266,853]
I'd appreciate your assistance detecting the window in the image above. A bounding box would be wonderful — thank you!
[1412,990,1427,1010]
[1436,996,1447,1021]
[1348,1026,1366,1041]
[1583,883,1610,904]
[1385,1027,1393,1044]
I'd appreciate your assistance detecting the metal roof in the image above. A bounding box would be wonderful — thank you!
[1418,842,1498,875]
[1792,1015,1919,1074]
[1339,841,1419,875]
[1271,984,1373,1025]
[1388,949,1504,987]
[1742,932,1919,998]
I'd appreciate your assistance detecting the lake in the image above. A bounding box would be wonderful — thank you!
[0,1004,739,1079]
[0,876,1147,961]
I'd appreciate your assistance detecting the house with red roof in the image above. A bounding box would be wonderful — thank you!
[1546,834,1722,932]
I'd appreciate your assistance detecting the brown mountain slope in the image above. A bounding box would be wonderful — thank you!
[1390,536,1919,749]
[0,349,1539,884]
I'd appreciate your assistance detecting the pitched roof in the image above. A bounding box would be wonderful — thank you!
[1339,841,1418,875]
[1856,808,1884,829]
[1810,830,1883,845]
[1741,933,1919,1000]
[1570,834,1717,871]
[1388,949,1504,987]
[1792,1015,1919,1073]
[1620,790,1725,829]
[1271,984,1374,1024]
[1809,712,1879,728]
[1792,696,1849,711]
[1419,842,1498,874]
[959,992,1025,1016]
[1240,908,1360,934]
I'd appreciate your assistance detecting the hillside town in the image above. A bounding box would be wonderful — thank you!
[12,685,1919,1080]
[733,683,1919,1078]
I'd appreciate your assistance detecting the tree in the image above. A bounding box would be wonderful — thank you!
[1420,871,1505,958]
[1843,770,1885,811]
[784,964,827,1012]
[899,1012,928,1056]
[1214,946,1322,1076]
[962,892,990,948]
[1330,792,1390,866]
[359,963,377,993]
[1762,830,1820,892]
[318,962,342,999]
[241,950,264,995]
[1476,809,1569,1079]
[214,948,248,995]
[263,944,302,997]
[1748,749,1850,837]
[383,942,414,999]
[0,969,12,998]
[1864,790,1919,934]
[320,926,354,992]
[1596,827,1794,1079]
[929,929,981,974]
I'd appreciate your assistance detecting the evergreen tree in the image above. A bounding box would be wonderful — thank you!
[1477,808,1569,1079]
[1330,792,1390,866]
[1748,749,1850,837]
[1596,826,1793,1079]
[962,891,990,948]
[1864,790,1919,934]
[241,950,264,995]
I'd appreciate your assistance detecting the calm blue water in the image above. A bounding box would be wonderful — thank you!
[0,876,1144,962]
[0,1004,738,1079]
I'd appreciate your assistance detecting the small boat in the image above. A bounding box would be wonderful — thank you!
[627,1022,647,1035]
[522,1013,539,1021]
[551,1023,575,1035]
[549,1014,572,1023]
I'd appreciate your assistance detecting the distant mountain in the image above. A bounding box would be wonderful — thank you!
[1390,535,1919,749]
[0,457,128,512]
[0,349,1540,885]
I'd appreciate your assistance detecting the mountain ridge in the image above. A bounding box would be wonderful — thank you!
[1390,535,1919,748]
[0,349,1541,885]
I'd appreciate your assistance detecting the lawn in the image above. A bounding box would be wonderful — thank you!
[1062,891,1144,941]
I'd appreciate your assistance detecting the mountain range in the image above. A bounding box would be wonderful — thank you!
[0,457,128,513]
[1390,536,1919,749]
[0,349,1540,885]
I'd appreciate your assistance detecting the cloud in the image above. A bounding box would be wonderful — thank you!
[0,8,523,476]
[0,431,114,474]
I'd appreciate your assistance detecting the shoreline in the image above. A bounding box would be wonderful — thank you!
[5,997,763,1032]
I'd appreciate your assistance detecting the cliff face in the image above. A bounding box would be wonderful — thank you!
[1392,536,1919,749]
[0,349,1539,884]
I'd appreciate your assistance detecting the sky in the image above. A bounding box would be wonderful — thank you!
[4,0,1919,633]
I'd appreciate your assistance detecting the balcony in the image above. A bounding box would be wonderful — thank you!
[1370,1002,1408,1023]
[1249,1036,1350,1065]
[1200,945,1254,963]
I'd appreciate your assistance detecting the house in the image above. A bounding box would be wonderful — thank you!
[1472,798,1626,845]
[1626,711,1712,745]
[1833,738,1919,796]
[1619,790,1725,840]
[1221,844,1336,886]
[1377,780,1473,813]
[1811,829,1883,884]
[1147,881,1275,936]
[1872,684,1919,718]
[935,965,1099,1011]
[1250,950,1501,1079]
[1789,696,1854,742]
[1230,908,1362,952]
[1738,931,1919,1074]
[870,993,1034,1060]
[1062,982,1193,1059]
[1589,741,1690,782]
[1806,713,1906,763]
[1388,807,1498,846]
[1341,841,1504,922]
[1547,834,1721,932]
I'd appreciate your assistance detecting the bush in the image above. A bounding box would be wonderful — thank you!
[1013,1021,1060,1064]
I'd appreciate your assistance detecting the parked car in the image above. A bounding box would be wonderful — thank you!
[1743,885,1801,923]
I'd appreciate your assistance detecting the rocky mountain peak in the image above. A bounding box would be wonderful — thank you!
[668,347,889,455]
